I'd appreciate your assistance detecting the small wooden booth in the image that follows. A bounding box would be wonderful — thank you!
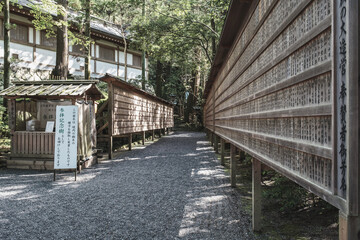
[0,80,104,170]
[97,74,174,159]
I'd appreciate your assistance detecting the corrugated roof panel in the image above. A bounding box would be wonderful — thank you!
[18,84,40,95]
[0,81,103,100]
[48,85,73,95]
[71,85,92,96]
[27,85,47,96]
[40,84,64,95]
[0,85,19,95]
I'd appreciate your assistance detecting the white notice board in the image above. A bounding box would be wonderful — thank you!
[54,106,78,169]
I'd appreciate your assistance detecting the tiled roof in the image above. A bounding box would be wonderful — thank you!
[16,0,128,40]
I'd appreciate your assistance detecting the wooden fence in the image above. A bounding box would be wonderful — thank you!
[11,131,55,158]
[204,0,359,238]
[99,74,174,159]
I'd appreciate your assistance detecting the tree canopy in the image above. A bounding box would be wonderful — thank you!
[2,0,230,123]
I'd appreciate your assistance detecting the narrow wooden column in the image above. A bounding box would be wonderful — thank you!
[128,134,132,151]
[220,139,225,166]
[152,130,155,141]
[108,83,114,159]
[158,129,162,138]
[214,135,219,153]
[230,144,237,187]
[239,149,245,162]
[339,212,360,240]
[210,133,214,146]
[108,136,113,159]
[252,158,262,231]
[142,131,145,145]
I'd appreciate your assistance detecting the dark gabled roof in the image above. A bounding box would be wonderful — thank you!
[203,0,254,99]
[0,80,104,100]
[15,0,128,41]
[100,74,173,107]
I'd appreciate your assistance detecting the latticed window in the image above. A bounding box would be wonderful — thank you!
[10,24,28,43]
[133,54,141,67]
[99,45,115,61]
[72,44,84,54]
[40,31,56,48]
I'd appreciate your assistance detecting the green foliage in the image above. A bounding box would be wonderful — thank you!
[127,0,230,121]
[263,171,309,213]
[0,104,10,140]
[28,0,93,49]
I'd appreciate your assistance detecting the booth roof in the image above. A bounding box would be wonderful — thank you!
[0,80,104,100]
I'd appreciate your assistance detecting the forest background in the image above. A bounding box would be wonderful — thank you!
[0,0,231,133]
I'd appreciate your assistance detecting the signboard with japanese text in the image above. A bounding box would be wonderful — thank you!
[37,101,72,129]
[54,106,78,169]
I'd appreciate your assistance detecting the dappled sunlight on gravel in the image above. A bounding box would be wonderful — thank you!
[0,131,254,239]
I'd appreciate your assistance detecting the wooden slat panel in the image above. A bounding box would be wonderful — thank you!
[204,0,345,211]
[36,132,41,154]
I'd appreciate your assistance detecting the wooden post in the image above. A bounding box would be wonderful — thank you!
[23,98,26,130]
[339,212,360,240]
[220,139,225,166]
[108,136,113,159]
[338,3,360,240]
[108,82,114,159]
[252,158,262,232]
[152,130,155,141]
[158,129,162,138]
[239,149,246,162]
[214,135,219,153]
[142,131,145,145]
[128,134,132,151]
[230,144,237,187]
[210,132,214,146]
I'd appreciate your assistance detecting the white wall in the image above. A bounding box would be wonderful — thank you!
[0,13,149,80]
[0,40,33,62]
[96,61,117,76]
[127,67,142,80]
[69,55,85,75]
[118,65,125,78]
[35,48,56,66]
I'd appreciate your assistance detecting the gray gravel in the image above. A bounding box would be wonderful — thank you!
[0,131,255,240]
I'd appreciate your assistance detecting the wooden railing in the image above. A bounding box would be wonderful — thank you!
[11,131,55,158]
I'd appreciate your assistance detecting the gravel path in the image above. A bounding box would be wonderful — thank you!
[0,131,255,240]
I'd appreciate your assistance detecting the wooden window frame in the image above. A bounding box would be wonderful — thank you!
[39,30,56,49]
[10,23,28,44]
[132,54,142,67]
[98,44,115,62]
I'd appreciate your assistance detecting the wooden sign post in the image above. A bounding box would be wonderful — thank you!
[54,105,79,181]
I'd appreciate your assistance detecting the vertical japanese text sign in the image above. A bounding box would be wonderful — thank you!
[54,106,78,169]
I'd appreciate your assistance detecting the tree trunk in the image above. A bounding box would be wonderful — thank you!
[155,60,162,97]
[184,73,195,123]
[84,0,91,80]
[3,0,10,108]
[52,0,68,80]
[141,0,146,90]
[211,18,216,59]
[193,65,201,106]
[123,36,128,81]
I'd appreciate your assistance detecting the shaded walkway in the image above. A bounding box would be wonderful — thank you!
[0,131,255,239]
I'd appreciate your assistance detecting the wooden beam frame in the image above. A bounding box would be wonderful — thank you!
[230,144,237,187]
[252,158,261,232]
[220,138,225,166]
